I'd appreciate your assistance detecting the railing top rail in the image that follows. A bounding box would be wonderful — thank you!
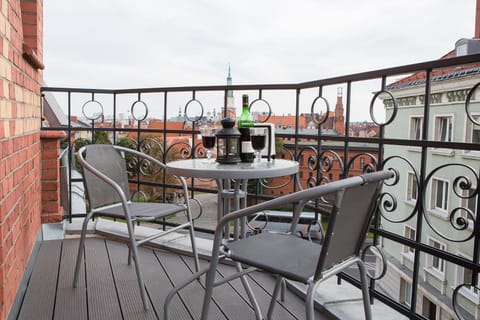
[41,53,480,94]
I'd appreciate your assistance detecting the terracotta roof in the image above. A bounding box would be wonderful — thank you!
[386,50,480,90]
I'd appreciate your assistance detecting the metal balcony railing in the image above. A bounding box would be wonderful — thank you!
[41,53,480,320]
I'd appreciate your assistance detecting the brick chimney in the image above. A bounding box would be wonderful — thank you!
[476,0,480,38]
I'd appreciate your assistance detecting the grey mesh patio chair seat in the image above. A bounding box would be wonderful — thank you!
[164,170,393,320]
[73,144,200,311]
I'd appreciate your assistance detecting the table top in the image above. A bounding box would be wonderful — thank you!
[166,159,298,180]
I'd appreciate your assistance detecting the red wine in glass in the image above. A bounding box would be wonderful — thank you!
[200,127,216,162]
[250,127,267,162]
[202,136,216,149]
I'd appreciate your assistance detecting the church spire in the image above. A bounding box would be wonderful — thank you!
[227,64,233,98]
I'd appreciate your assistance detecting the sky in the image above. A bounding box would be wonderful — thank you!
[43,0,478,120]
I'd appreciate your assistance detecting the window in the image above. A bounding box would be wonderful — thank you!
[455,253,479,301]
[359,157,365,170]
[400,278,413,306]
[461,187,477,225]
[403,225,416,256]
[431,178,449,212]
[422,296,438,320]
[409,116,423,140]
[427,238,446,275]
[406,172,418,202]
[464,113,480,157]
[434,115,453,142]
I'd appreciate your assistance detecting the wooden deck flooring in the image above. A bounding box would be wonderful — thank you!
[15,237,333,320]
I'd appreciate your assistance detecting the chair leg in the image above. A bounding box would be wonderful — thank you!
[200,254,220,320]
[266,276,283,319]
[357,260,373,320]
[73,213,93,287]
[305,282,316,320]
[236,262,262,320]
[186,208,200,272]
[125,218,149,310]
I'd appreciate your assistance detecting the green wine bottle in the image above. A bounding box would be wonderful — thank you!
[238,95,254,163]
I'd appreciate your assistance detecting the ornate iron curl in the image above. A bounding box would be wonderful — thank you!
[453,283,480,320]
[318,150,344,174]
[423,163,479,242]
[379,156,418,223]
[131,190,148,202]
[360,245,387,280]
[465,81,480,125]
[165,140,193,160]
[345,152,378,176]
[370,90,397,126]
[138,138,165,160]
[298,146,319,171]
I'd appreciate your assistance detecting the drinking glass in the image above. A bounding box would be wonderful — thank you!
[200,127,216,162]
[250,127,267,162]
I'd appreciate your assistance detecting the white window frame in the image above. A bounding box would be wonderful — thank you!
[425,237,447,280]
[460,186,477,230]
[432,114,455,156]
[430,177,449,215]
[409,115,423,140]
[402,225,416,262]
[434,114,453,142]
[406,171,418,204]
[454,253,480,303]
[400,278,413,307]
[463,112,480,158]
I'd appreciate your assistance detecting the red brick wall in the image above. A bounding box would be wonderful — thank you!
[40,131,65,223]
[0,0,44,318]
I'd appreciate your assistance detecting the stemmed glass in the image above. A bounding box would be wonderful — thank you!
[250,127,267,162]
[200,127,216,162]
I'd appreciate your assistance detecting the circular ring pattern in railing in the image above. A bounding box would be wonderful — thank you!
[370,90,397,126]
[131,190,148,202]
[453,283,480,320]
[465,81,480,125]
[311,96,330,125]
[361,245,387,280]
[249,98,272,122]
[82,100,104,121]
[184,99,204,122]
[131,100,148,122]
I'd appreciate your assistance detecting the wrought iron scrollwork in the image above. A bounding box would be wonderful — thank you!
[423,163,479,242]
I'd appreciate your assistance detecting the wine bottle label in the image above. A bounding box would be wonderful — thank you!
[241,141,254,153]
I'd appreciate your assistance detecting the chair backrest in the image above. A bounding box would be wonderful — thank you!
[80,144,131,209]
[314,171,389,279]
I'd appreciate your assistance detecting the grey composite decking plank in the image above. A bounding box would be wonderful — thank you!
[216,263,298,320]
[17,240,62,320]
[84,238,123,320]
[181,256,257,320]
[105,240,157,320]
[54,239,88,320]
[156,250,227,320]
[138,248,192,320]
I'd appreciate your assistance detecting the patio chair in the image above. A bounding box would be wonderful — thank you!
[73,144,200,310]
[164,170,393,320]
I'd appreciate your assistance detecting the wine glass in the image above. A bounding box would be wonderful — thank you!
[250,127,267,162]
[200,127,216,162]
